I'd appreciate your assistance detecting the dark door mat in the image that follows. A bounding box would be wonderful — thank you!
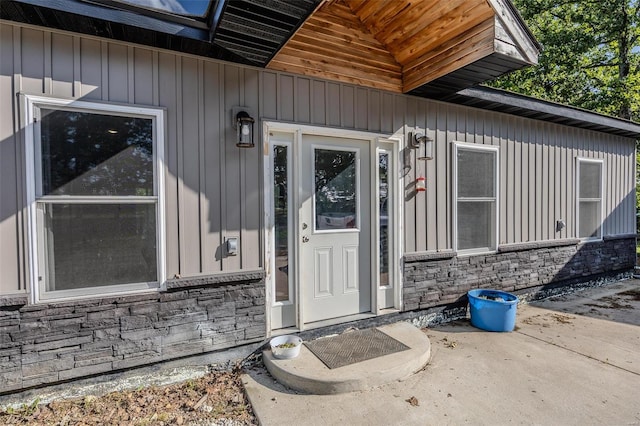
[304,328,410,369]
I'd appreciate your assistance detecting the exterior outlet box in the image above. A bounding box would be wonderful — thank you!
[226,237,238,256]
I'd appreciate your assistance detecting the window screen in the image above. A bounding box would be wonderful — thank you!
[456,146,498,252]
[577,160,603,239]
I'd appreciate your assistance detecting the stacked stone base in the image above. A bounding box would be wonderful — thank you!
[403,236,635,311]
[0,278,265,394]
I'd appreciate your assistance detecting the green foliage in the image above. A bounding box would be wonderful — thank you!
[489,0,640,122]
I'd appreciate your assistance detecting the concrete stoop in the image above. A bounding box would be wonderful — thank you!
[262,322,431,394]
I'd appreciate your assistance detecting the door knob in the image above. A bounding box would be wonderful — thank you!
[302,236,309,243]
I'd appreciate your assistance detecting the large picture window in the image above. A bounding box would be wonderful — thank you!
[454,143,499,253]
[24,96,165,301]
[577,159,603,240]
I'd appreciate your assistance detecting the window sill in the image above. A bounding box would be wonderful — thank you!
[456,248,497,257]
[498,239,580,253]
[403,250,456,263]
[578,237,603,244]
[0,294,28,307]
[165,269,266,291]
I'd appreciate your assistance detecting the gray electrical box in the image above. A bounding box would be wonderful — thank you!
[226,237,238,256]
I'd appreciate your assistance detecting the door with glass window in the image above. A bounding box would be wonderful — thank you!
[300,135,371,323]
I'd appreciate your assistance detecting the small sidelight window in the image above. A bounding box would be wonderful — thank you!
[577,159,603,240]
[454,143,499,253]
[24,96,165,301]
[273,144,292,303]
[378,151,390,287]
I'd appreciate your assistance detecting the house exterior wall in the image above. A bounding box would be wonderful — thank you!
[0,23,636,391]
[1,23,635,296]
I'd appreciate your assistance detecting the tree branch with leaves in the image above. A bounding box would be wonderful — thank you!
[489,0,640,122]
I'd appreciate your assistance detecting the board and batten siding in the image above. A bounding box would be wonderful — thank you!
[261,67,635,249]
[0,23,265,295]
[0,22,635,295]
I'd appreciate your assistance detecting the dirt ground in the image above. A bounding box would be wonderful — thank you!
[0,370,257,426]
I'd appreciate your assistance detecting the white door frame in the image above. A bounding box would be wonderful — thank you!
[263,122,403,332]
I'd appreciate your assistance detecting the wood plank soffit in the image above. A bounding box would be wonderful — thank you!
[267,0,403,92]
[267,0,540,95]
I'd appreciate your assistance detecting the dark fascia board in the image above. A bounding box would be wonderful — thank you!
[3,0,318,67]
[10,0,208,39]
[451,86,640,139]
[83,0,211,30]
[1,0,253,65]
[208,0,228,41]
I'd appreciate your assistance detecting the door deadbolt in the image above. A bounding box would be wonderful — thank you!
[302,223,308,230]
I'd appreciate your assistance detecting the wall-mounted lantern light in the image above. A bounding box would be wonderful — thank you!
[410,130,434,161]
[234,110,255,148]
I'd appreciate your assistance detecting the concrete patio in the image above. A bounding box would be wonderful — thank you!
[243,279,640,425]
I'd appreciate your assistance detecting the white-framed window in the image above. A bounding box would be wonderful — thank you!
[23,95,166,302]
[453,142,499,253]
[576,158,603,240]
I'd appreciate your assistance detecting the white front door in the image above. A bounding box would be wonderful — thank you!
[300,135,371,323]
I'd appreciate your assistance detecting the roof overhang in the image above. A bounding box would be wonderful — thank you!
[268,0,540,96]
[0,0,321,66]
[444,86,640,139]
[2,0,539,98]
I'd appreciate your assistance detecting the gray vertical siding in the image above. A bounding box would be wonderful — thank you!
[0,24,265,294]
[0,23,22,293]
[0,22,635,295]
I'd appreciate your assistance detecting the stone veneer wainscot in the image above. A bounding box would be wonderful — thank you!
[403,236,636,311]
[0,272,265,393]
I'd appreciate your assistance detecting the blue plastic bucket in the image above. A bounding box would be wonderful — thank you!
[467,289,519,332]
